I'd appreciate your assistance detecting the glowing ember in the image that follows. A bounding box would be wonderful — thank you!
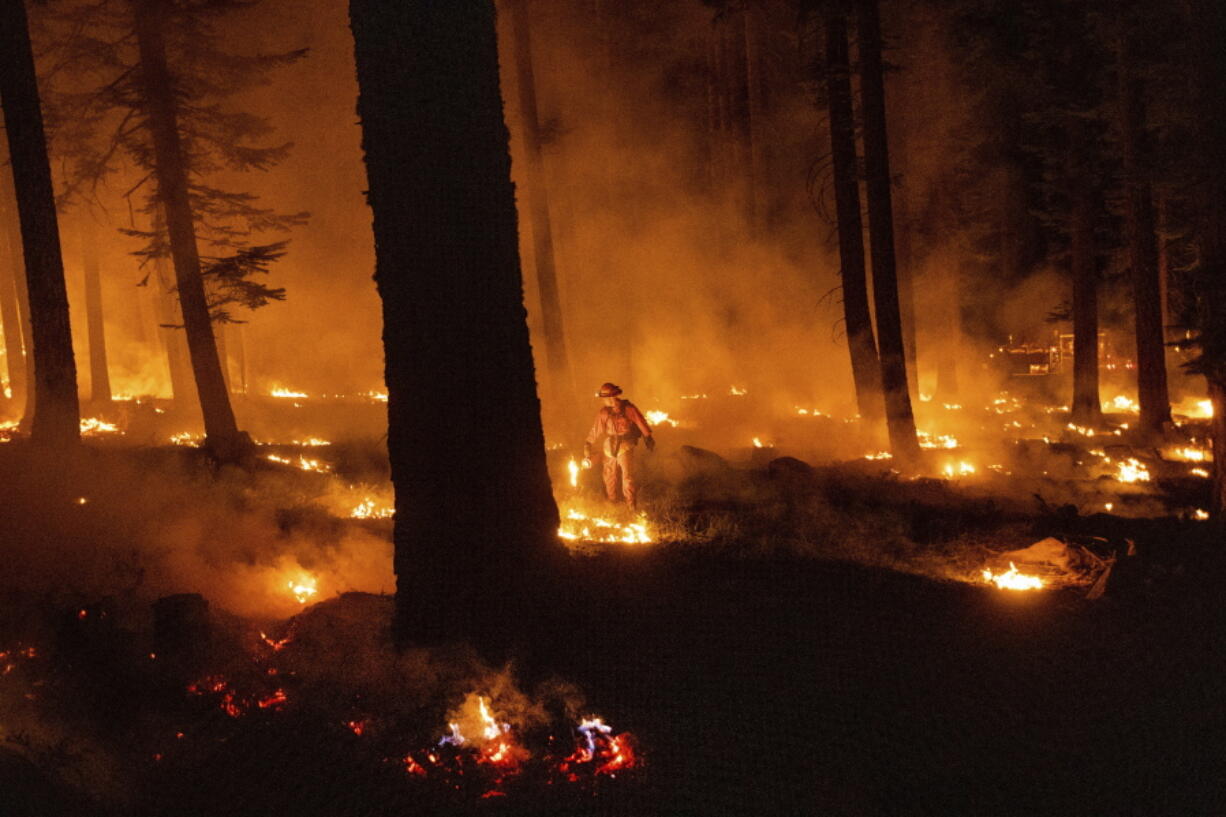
[1115,458,1151,483]
[679,393,707,400]
[1191,467,1210,478]
[795,407,825,416]
[1195,509,1210,520]
[270,386,309,399]
[864,451,893,460]
[169,431,203,446]
[287,575,318,604]
[1066,423,1096,437]
[752,436,766,448]
[729,385,747,396]
[79,417,121,435]
[350,498,394,519]
[982,561,1044,591]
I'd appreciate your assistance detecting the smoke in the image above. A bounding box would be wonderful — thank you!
[0,445,394,622]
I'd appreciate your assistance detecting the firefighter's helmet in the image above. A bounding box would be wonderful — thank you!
[597,382,623,398]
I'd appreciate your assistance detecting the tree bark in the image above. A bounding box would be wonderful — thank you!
[856,0,919,459]
[506,0,572,403]
[80,216,112,406]
[823,5,882,421]
[350,0,560,654]
[1116,22,1170,434]
[1069,182,1102,427]
[131,0,246,459]
[0,0,80,447]
[0,201,27,409]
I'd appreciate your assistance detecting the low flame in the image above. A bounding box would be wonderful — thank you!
[1195,509,1210,520]
[265,453,332,474]
[729,385,747,396]
[269,386,309,399]
[557,506,652,545]
[287,575,318,604]
[752,436,765,448]
[169,431,203,447]
[918,430,960,449]
[942,461,976,478]
[350,498,394,519]
[644,410,679,427]
[567,458,580,488]
[1106,395,1140,413]
[80,417,121,435]
[982,562,1044,591]
[864,451,892,460]
[1115,458,1151,483]
[1166,446,1211,463]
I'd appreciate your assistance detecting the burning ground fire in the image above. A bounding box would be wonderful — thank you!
[982,562,1044,591]
[170,630,639,802]
[400,693,639,796]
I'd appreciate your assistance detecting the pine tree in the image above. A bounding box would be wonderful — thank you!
[350,0,560,654]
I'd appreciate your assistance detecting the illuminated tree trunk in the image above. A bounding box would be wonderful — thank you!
[154,259,193,406]
[894,194,919,398]
[350,0,560,653]
[0,202,27,409]
[823,5,882,421]
[132,0,247,459]
[856,0,919,460]
[1117,25,1170,435]
[506,0,572,402]
[80,217,112,406]
[0,0,80,448]
[1070,182,1102,427]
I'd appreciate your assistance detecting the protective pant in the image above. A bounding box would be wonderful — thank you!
[602,444,638,508]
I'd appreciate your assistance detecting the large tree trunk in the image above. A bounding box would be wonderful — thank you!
[855,0,920,460]
[0,0,80,448]
[506,0,572,404]
[823,5,882,421]
[350,0,561,654]
[1185,0,1226,519]
[132,0,246,460]
[893,193,919,396]
[1116,23,1170,435]
[0,201,27,410]
[80,216,112,407]
[1069,182,1103,427]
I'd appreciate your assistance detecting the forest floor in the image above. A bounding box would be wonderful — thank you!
[1,392,1224,816]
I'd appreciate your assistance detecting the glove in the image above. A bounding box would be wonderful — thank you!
[645,437,656,452]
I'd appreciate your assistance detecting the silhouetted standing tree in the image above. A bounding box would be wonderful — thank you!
[856,0,919,460]
[1114,3,1170,435]
[505,0,573,405]
[0,0,79,447]
[818,0,882,420]
[350,0,561,653]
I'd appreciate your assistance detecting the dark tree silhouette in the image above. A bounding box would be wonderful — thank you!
[505,0,573,405]
[79,213,112,406]
[0,196,28,411]
[0,0,79,447]
[1114,7,1170,435]
[820,1,883,420]
[856,0,919,460]
[350,0,560,652]
[131,0,246,458]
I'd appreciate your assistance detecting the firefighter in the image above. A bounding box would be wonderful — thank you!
[582,382,655,509]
